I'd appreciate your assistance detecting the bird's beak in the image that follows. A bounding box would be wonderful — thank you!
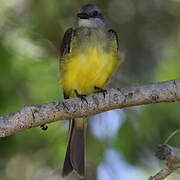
[77,13,89,19]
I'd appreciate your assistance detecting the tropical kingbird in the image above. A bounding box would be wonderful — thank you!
[59,4,123,178]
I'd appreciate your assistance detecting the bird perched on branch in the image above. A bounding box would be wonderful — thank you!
[59,4,123,178]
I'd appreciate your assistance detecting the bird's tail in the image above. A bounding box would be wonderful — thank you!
[62,118,86,178]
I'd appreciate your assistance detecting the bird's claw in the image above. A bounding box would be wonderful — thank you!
[94,86,107,98]
[74,89,88,104]
[40,124,48,131]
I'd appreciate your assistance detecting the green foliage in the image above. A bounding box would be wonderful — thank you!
[115,35,180,166]
[0,0,180,179]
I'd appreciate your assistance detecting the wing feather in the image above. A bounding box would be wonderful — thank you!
[60,28,74,99]
[108,29,119,50]
[60,28,74,58]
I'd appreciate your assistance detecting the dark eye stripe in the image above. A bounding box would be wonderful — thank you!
[93,11,98,16]
[89,11,98,18]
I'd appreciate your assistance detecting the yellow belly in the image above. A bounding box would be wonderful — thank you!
[61,47,119,97]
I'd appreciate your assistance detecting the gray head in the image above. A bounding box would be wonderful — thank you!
[77,4,105,29]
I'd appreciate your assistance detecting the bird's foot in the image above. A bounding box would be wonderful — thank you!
[94,86,107,98]
[62,102,69,111]
[40,124,48,131]
[74,89,88,104]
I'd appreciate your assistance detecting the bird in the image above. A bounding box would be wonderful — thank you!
[59,4,123,178]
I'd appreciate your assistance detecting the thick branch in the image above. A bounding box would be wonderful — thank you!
[0,79,180,137]
[149,144,180,180]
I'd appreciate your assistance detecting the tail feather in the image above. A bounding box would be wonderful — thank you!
[70,126,85,177]
[62,119,85,178]
[62,120,74,177]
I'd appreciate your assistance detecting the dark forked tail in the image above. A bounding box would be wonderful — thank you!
[62,119,85,178]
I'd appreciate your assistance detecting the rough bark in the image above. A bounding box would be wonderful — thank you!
[0,79,180,137]
[149,144,180,180]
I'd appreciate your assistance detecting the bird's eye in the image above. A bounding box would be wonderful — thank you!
[93,11,98,16]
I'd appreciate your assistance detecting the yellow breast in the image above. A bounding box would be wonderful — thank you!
[61,46,119,97]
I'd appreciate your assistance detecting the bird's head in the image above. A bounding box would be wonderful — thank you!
[77,4,105,29]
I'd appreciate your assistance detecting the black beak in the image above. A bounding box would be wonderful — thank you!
[77,13,89,19]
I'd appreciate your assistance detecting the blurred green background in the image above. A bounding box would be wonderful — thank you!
[0,0,180,179]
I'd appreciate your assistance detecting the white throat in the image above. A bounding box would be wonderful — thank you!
[78,19,93,28]
[78,18,105,29]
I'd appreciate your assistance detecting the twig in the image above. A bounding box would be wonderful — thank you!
[164,129,180,144]
[0,79,180,137]
[149,167,174,180]
[149,130,180,180]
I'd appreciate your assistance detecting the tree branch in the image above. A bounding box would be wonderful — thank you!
[0,79,180,137]
[149,144,180,180]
